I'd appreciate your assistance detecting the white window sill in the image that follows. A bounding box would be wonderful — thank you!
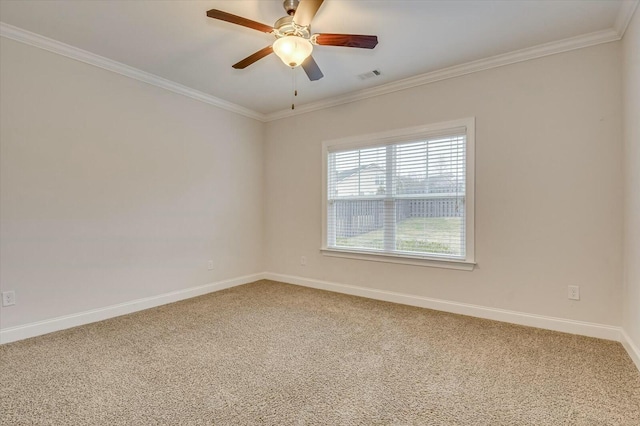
[320,248,476,271]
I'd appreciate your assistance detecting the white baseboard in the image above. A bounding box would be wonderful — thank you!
[263,272,623,342]
[0,273,263,344]
[621,329,640,372]
[3,271,637,373]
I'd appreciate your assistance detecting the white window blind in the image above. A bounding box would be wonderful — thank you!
[326,128,468,260]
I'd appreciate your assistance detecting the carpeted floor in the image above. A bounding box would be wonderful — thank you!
[1,280,639,425]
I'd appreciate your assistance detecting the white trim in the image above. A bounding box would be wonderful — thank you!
[0,273,262,344]
[263,272,622,342]
[322,141,330,249]
[0,22,266,122]
[323,120,471,152]
[621,329,640,372]
[1,15,631,123]
[320,248,475,271]
[264,28,621,121]
[3,271,637,373]
[614,0,640,38]
[466,118,476,263]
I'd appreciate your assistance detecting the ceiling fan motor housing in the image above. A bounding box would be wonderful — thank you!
[274,16,310,39]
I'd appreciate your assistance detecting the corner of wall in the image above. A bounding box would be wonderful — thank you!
[621,1,640,369]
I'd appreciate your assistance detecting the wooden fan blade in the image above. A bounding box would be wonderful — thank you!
[232,46,274,69]
[293,0,324,27]
[314,34,378,49]
[206,9,274,33]
[302,55,324,81]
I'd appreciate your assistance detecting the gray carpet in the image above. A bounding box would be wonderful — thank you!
[1,280,639,425]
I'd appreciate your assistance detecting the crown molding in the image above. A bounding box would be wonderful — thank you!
[2,3,633,125]
[0,22,267,122]
[614,0,640,37]
[264,27,621,121]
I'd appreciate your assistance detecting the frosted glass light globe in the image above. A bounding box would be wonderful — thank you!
[273,35,313,68]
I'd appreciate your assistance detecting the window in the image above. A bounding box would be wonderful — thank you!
[322,118,475,270]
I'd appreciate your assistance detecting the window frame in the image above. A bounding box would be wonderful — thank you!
[321,118,476,271]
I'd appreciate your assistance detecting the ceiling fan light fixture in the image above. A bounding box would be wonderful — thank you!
[272,35,313,68]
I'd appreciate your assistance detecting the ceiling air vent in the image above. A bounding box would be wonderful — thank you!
[357,69,381,80]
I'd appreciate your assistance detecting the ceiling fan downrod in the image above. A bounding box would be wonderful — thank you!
[283,0,299,16]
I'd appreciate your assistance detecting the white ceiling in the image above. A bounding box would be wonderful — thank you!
[0,0,634,117]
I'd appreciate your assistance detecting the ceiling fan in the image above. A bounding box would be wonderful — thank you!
[206,0,379,81]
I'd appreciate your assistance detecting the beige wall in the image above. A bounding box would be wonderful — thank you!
[623,7,640,350]
[265,42,623,326]
[0,30,630,337]
[0,38,264,328]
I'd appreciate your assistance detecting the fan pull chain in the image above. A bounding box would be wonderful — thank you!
[291,67,298,110]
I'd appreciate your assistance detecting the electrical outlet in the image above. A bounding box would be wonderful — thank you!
[568,285,580,300]
[2,291,16,307]
[207,260,214,270]
[300,256,307,266]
